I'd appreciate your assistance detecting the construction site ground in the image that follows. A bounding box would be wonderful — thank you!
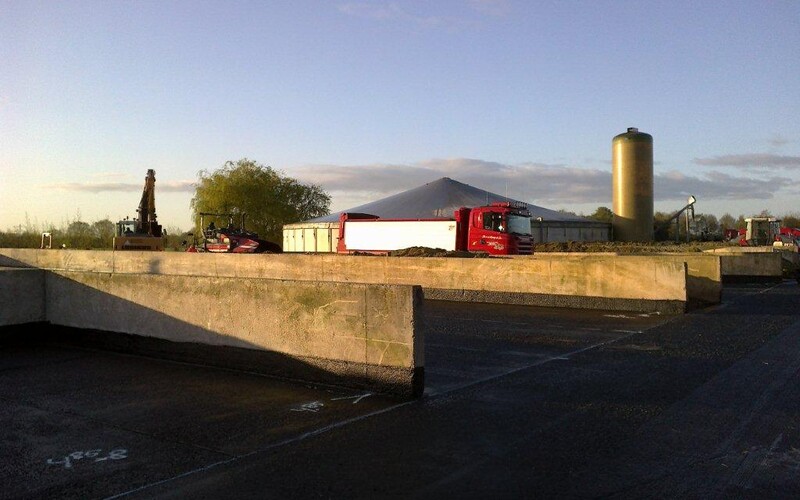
[2,280,800,499]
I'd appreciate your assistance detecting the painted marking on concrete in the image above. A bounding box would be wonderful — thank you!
[101,315,669,499]
[426,342,486,353]
[717,434,787,492]
[290,401,325,413]
[605,312,662,318]
[331,393,373,404]
[424,330,644,397]
[47,449,128,469]
[501,350,549,358]
[713,281,786,311]
[711,316,800,495]
[428,315,536,327]
[104,400,417,499]
[104,282,797,499]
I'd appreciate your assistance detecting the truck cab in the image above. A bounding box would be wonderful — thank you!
[457,202,533,255]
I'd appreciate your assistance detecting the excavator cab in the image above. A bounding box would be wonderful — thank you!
[117,220,136,235]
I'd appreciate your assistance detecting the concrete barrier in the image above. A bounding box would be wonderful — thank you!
[0,253,424,397]
[703,248,784,283]
[656,254,722,306]
[530,252,725,308]
[0,268,46,326]
[0,249,688,313]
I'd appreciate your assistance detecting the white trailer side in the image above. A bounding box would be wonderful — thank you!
[343,220,457,252]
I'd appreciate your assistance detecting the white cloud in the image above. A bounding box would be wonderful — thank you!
[291,158,793,212]
[43,180,196,194]
[768,135,790,148]
[656,170,789,201]
[45,157,789,216]
[694,154,800,169]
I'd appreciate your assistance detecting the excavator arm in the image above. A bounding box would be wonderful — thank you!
[112,169,164,250]
[136,169,162,237]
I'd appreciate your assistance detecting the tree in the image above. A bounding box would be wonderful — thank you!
[67,220,91,237]
[190,159,331,245]
[782,213,800,228]
[92,219,115,242]
[719,213,735,231]
[66,220,93,249]
[693,213,720,240]
[588,206,613,223]
[653,211,676,241]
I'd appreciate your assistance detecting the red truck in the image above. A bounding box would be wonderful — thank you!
[336,202,534,255]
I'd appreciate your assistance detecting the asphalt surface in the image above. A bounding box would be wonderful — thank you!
[2,281,800,499]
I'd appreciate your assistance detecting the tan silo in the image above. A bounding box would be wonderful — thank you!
[612,127,654,241]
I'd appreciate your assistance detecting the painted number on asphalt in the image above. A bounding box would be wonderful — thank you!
[46,449,128,469]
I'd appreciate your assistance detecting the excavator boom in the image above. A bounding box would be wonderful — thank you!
[113,169,165,251]
[135,169,162,236]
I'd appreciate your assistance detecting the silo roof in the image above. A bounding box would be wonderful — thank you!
[306,177,591,223]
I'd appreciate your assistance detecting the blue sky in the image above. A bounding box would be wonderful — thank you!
[2,0,798,232]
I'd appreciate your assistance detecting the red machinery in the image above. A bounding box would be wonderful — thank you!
[732,217,800,247]
[186,212,281,253]
[336,202,533,255]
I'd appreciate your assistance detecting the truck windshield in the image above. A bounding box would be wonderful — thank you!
[506,214,531,235]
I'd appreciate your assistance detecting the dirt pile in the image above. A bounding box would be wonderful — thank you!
[366,242,737,257]
[533,241,737,254]
[389,247,491,258]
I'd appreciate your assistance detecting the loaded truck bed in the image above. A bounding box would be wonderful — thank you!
[341,219,458,252]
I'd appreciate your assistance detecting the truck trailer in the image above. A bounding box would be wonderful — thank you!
[337,202,533,256]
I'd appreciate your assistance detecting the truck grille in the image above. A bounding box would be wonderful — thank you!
[516,238,533,255]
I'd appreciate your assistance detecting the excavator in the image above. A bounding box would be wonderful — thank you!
[112,169,165,251]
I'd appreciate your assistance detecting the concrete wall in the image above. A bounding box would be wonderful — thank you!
[0,249,688,313]
[46,271,423,396]
[0,268,46,326]
[653,254,722,306]
[532,253,722,307]
[703,248,784,283]
[0,252,424,397]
